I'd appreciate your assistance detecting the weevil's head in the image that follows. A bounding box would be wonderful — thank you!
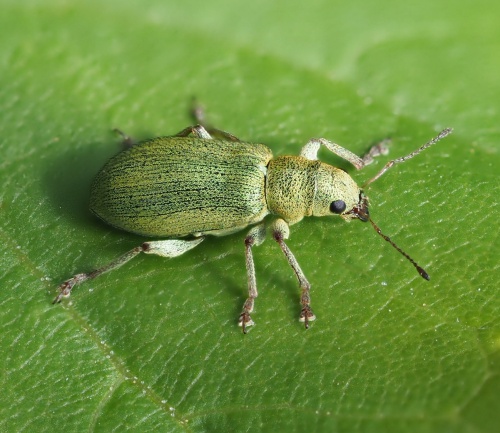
[312,164,368,222]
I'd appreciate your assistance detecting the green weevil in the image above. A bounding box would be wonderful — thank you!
[53,114,452,333]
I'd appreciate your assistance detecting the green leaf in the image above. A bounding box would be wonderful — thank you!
[1,1,498,432]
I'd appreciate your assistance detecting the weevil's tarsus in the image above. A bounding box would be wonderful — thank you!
[361,139,391,166]
[363,128,453,187]
[53,238,204,303]
[53,273,90,304]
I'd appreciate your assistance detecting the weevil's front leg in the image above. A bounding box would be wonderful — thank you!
[239,224,267,333]
[300,137,390,170]
[300,138,365,169]
[271,219,315,329]
[53,237,204,303]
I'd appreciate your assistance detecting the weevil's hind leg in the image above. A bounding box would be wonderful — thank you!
[53,237,204,303]
[53,247,143,303]
[239,224,267,333]
[271,219,315,329]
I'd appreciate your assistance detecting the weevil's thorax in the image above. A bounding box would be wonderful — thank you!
[266,156,364,224]
[266,156,318,224]
[266,156,365,224]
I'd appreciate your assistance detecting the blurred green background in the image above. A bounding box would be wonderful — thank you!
[1,1,498,432]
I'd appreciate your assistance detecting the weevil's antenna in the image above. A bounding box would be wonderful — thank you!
[369,218,430,280]
[363,128,453,188]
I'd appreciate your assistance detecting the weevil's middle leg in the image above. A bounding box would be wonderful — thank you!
[239,224,266,333]
[189,100,242,142]
[271,219,315,329]
[174,125,212,139]
[174,123,241,142]
[190,98,207,126]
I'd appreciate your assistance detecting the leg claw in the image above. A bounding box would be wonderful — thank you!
[52,277,79,304]
[238,312,255,334]
[299,306,316,329]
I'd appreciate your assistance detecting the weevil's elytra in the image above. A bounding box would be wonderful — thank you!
[54,114,452,333]
[90,137,273,237]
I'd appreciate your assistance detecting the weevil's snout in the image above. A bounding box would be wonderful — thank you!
[346,191,370,222]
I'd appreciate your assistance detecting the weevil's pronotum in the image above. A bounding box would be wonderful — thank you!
[53,111,452,333]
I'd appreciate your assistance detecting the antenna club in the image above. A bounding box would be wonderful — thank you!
[417,266,430,281]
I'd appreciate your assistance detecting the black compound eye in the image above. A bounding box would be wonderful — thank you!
[330,200,346,214]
